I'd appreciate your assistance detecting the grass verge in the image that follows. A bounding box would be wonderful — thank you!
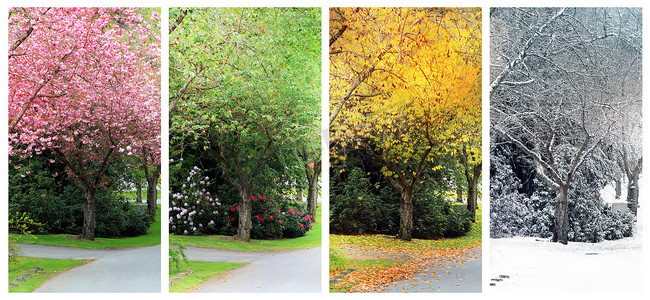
[168,260,248,293]
[8,256,89,293]
[176,206,321,251]
[12,205,161,249]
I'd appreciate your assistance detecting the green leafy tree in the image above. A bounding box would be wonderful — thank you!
[170,8,320,242]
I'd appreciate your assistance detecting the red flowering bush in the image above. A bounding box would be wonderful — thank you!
[250,195,312,239]
[170,167,312,239]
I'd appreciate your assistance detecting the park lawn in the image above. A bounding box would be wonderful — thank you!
[118,190,161,200]
[175,206,322,251]
[441,190,483,201]
[12,205,161,249]
[8,256,90,293]
[169,260,248,293]
[330,259,404,293]
[330,204,482,252]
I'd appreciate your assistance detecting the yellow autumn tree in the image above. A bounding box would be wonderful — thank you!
[330,7,481,241]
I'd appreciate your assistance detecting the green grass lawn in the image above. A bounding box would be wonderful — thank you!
[12,205,161,249]
[8,256,90,293]
[168,260,248,293]
[118,190,161,200]
[175,206,322,251]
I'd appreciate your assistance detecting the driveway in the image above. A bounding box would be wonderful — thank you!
[185,246,321,293]
[18,244,161,293]
[381,249,481,293]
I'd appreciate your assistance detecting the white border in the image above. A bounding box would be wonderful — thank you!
[3,1,649,300]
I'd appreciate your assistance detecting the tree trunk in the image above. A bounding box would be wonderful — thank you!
[80,188,97,240]
[627,170,639,216]
[466,179,478,221]
[466,162,481,221]
[135,180,143,203]
[307,177,318,222]
[397,189,414,241]
[306,161,320,222]
[142,161,161,218]
[234,185,253,242]
[296,186,303,202]
[552,186,569,245]
[146,177,158,218]
[614,178,621,200]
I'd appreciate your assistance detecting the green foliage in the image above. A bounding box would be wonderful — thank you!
[329,246,348,271]
[122,206,154,236]
[330,167,399,234]
[11,205,161,249]
[174,206,322,251]
[330,160,472,239]
[170,167,312,239]
[169,9,321,236]
[8,212,42,264]
[413,198,472,239]
[9,154,153,238]
[169,234,188,272]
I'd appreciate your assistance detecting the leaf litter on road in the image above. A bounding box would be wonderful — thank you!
[329,234,480,293]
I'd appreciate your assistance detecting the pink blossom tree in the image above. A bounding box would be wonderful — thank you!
[8,7,160,240]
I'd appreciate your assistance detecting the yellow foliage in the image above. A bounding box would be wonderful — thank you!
[330,7,481,180]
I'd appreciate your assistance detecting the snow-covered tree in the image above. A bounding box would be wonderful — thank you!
[491,8,641,244]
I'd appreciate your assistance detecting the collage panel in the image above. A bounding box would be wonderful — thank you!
[8,7,162,292]
[328,7,482,293]
[489,7,642,292]
[167,7,322,293]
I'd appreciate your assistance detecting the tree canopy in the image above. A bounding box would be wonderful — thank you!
[330,7,481,240]
[490,7,642,244]
[169,7,321,242]
[9,7,161,240]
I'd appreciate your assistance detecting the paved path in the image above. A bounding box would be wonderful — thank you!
[382,249,482,293]
[186,246,321,293]
[18,244,161,293]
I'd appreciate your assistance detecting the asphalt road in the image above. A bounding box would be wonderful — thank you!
[18,244,161,293]
[382,249,482,293]
[186,246,321,293]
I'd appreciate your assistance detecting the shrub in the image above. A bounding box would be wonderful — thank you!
[9,212,42,264]
[169,167,312,239]
[330,166,471,239]
[330,167,399,235]
[490,151,635,242]
[123,206,153,236]
[9,154,153,238]
[169,234,188,272]
[413,197,472,239]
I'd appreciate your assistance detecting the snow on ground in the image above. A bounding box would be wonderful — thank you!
[600,181,628,206]
[490,230,642,294]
